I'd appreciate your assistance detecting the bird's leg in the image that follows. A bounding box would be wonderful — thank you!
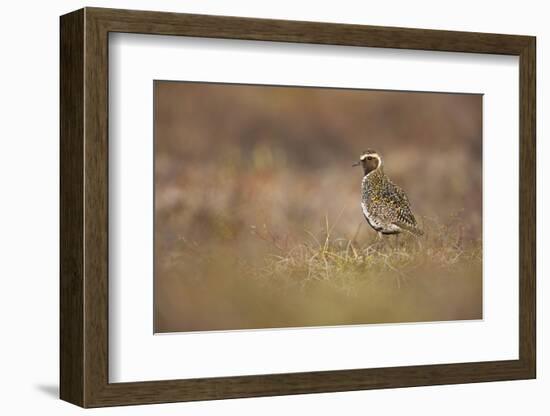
[394,233,399,250]
[376,231,386,250]
[415,235,423,252]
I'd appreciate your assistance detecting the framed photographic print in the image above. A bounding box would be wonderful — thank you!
[60,7,536,408]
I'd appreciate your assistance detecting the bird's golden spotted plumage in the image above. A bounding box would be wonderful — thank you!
[354,150,422,236]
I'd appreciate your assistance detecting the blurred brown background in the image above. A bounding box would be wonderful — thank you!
[154,81,482,332]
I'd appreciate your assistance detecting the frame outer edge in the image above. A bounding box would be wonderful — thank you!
[85,6,532,55]
[60,8,86,407]
[519,37,536,377]
[83,6,111,407]
[62,6,537,407]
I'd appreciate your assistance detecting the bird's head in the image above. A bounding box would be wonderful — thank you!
[352,149,382,175]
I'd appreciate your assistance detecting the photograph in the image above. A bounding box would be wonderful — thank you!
[153,81,483,333]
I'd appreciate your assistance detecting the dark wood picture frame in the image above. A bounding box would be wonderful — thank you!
[60,7,536,408]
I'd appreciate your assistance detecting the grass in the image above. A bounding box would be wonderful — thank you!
[156,214,482,332]
[250,214,481,292]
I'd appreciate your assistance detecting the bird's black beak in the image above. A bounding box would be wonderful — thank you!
[352,161,361,167]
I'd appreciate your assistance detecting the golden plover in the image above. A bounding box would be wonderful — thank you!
[353,150,422,237]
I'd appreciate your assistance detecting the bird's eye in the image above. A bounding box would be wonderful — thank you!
[367,156,373,160]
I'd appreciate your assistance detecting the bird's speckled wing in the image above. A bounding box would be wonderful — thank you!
[380,180,418,228]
